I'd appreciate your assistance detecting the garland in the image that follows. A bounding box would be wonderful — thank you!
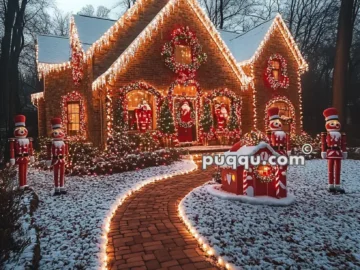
[161,26,207,79]
[61,91,86,140]
[265,96,296,134]
[117,82,162,132]
[70,17,84,85]
[253,164,277,183]
[264,54,289,90]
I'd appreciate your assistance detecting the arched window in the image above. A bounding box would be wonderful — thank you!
[271,60,281,81]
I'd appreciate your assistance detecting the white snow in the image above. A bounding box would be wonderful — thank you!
[37,35,70,64]
[225,142,280,157]
[24,160,196,270]
[181,145,232,151]
[180,159,360,269]
[207,184,296,206]
[218,18,275,63]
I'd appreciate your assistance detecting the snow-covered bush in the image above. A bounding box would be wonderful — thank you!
[0,166,30,267]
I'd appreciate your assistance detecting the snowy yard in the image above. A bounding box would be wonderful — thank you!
[180,159,360,269]
[25,160,196,270]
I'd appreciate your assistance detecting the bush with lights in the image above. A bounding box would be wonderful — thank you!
[242,129,269,146]
[290,132,321,159]
[199,100,215,144]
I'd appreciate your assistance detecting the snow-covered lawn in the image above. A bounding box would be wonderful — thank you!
[26,160,196,270]
[180,159,360,269]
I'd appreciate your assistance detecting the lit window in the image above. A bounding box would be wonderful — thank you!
[67,102,80,136]
[173,84,197,96]
[126,90,155,130]
[174,45,192,65]
[271,60,281,81]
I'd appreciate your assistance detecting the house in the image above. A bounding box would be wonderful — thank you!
[221,142,288,198]
[31,0,308,148]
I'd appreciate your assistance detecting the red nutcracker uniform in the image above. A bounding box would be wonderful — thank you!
[46,118,69,196]
[321,108,347,193]
[135,104,152,132]
[266,107,291,198]
[9,115,35,188]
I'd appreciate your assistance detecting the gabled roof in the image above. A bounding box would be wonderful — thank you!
[73,15,116,52]
[37,35,70,64]
[92,0,253,91]
[219,14,308,71]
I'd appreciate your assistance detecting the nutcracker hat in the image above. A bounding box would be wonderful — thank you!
[267,107,280,121]
[51,118,62,129]
[14,115,26,127]
[323,107,338,121]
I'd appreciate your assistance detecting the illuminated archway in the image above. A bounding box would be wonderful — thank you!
[265,96,296,134]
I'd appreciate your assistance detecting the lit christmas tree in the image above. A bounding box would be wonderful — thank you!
[158,99,175,135]
[200,100,213,145]
[227,106,239,131]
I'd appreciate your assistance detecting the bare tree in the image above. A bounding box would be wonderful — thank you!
[52,9,70,37]
[96,6,111,18]
[78,5,95,16]
[332,0,356,125]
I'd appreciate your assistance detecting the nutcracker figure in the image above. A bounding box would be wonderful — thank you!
[321,107,347,193]
[216,104,229,131]
[9,115,34,188]
[46,118,68,196]
[266,107,290,198]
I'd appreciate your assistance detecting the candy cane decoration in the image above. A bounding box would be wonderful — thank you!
[275,166,280,197]
[243,169,248,195]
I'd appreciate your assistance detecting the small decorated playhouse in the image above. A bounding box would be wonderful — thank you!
[221,141,287,199]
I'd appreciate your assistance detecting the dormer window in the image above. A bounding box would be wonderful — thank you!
[174,45,192,65]
[271,60,280,81]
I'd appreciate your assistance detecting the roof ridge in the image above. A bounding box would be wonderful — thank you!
[74,14,117,22]
[233,17,276,40]
[38,34,69,39]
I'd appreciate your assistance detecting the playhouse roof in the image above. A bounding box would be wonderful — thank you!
[225,142,281,157]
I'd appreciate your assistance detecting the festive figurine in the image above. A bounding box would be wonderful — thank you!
[216,103,229,131]
[321,107,347,193]
[266,107,291,156]
[46,118,68,196]
[135,100,152,132]
[9,115,34,188]
[178,100,194,142]
[266,107,291,199]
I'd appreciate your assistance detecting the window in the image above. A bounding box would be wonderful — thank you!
[67,102,80,136]
[126,90,155,130]
[271,60,281,81]
[174,45,192,65]
[173,84,197,97]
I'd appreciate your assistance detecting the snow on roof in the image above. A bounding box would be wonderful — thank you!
[73,15,116,50]
[37,35,70,64]
[219,18,275,63]
[225,142,280,157]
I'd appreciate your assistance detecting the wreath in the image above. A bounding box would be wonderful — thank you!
[253,164,277,183]
[176,100,196,128]
[264,54,290,90]
[161,26,207,78]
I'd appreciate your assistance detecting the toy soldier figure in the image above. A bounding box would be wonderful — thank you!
[266,107,291,156]
[266,107,291,199]
[9,115,35,188]
[321,108,347,193]
[46,118,68,196]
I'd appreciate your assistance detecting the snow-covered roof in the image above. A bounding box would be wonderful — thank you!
[73,15,116,52]
[224,142,280,157]
[37,35,70,64]
[219,18,275,63]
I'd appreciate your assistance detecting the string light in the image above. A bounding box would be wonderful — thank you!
[31,92,44,107]
[99,160,197,270]
[178,198,234,270]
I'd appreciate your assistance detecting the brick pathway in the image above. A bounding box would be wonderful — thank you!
[106,167,218,270]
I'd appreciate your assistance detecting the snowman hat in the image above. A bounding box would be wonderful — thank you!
[14,115,26,127]
[267,107,280,121]
[323,107,338,122]
[51,118,62,129]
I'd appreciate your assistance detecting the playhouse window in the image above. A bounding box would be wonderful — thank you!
[271,60,281,81]
[175,45,192,65]
[126,90,155,130]
[67,102,80,136]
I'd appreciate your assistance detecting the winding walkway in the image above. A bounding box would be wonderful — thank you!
[106,167,218,270]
